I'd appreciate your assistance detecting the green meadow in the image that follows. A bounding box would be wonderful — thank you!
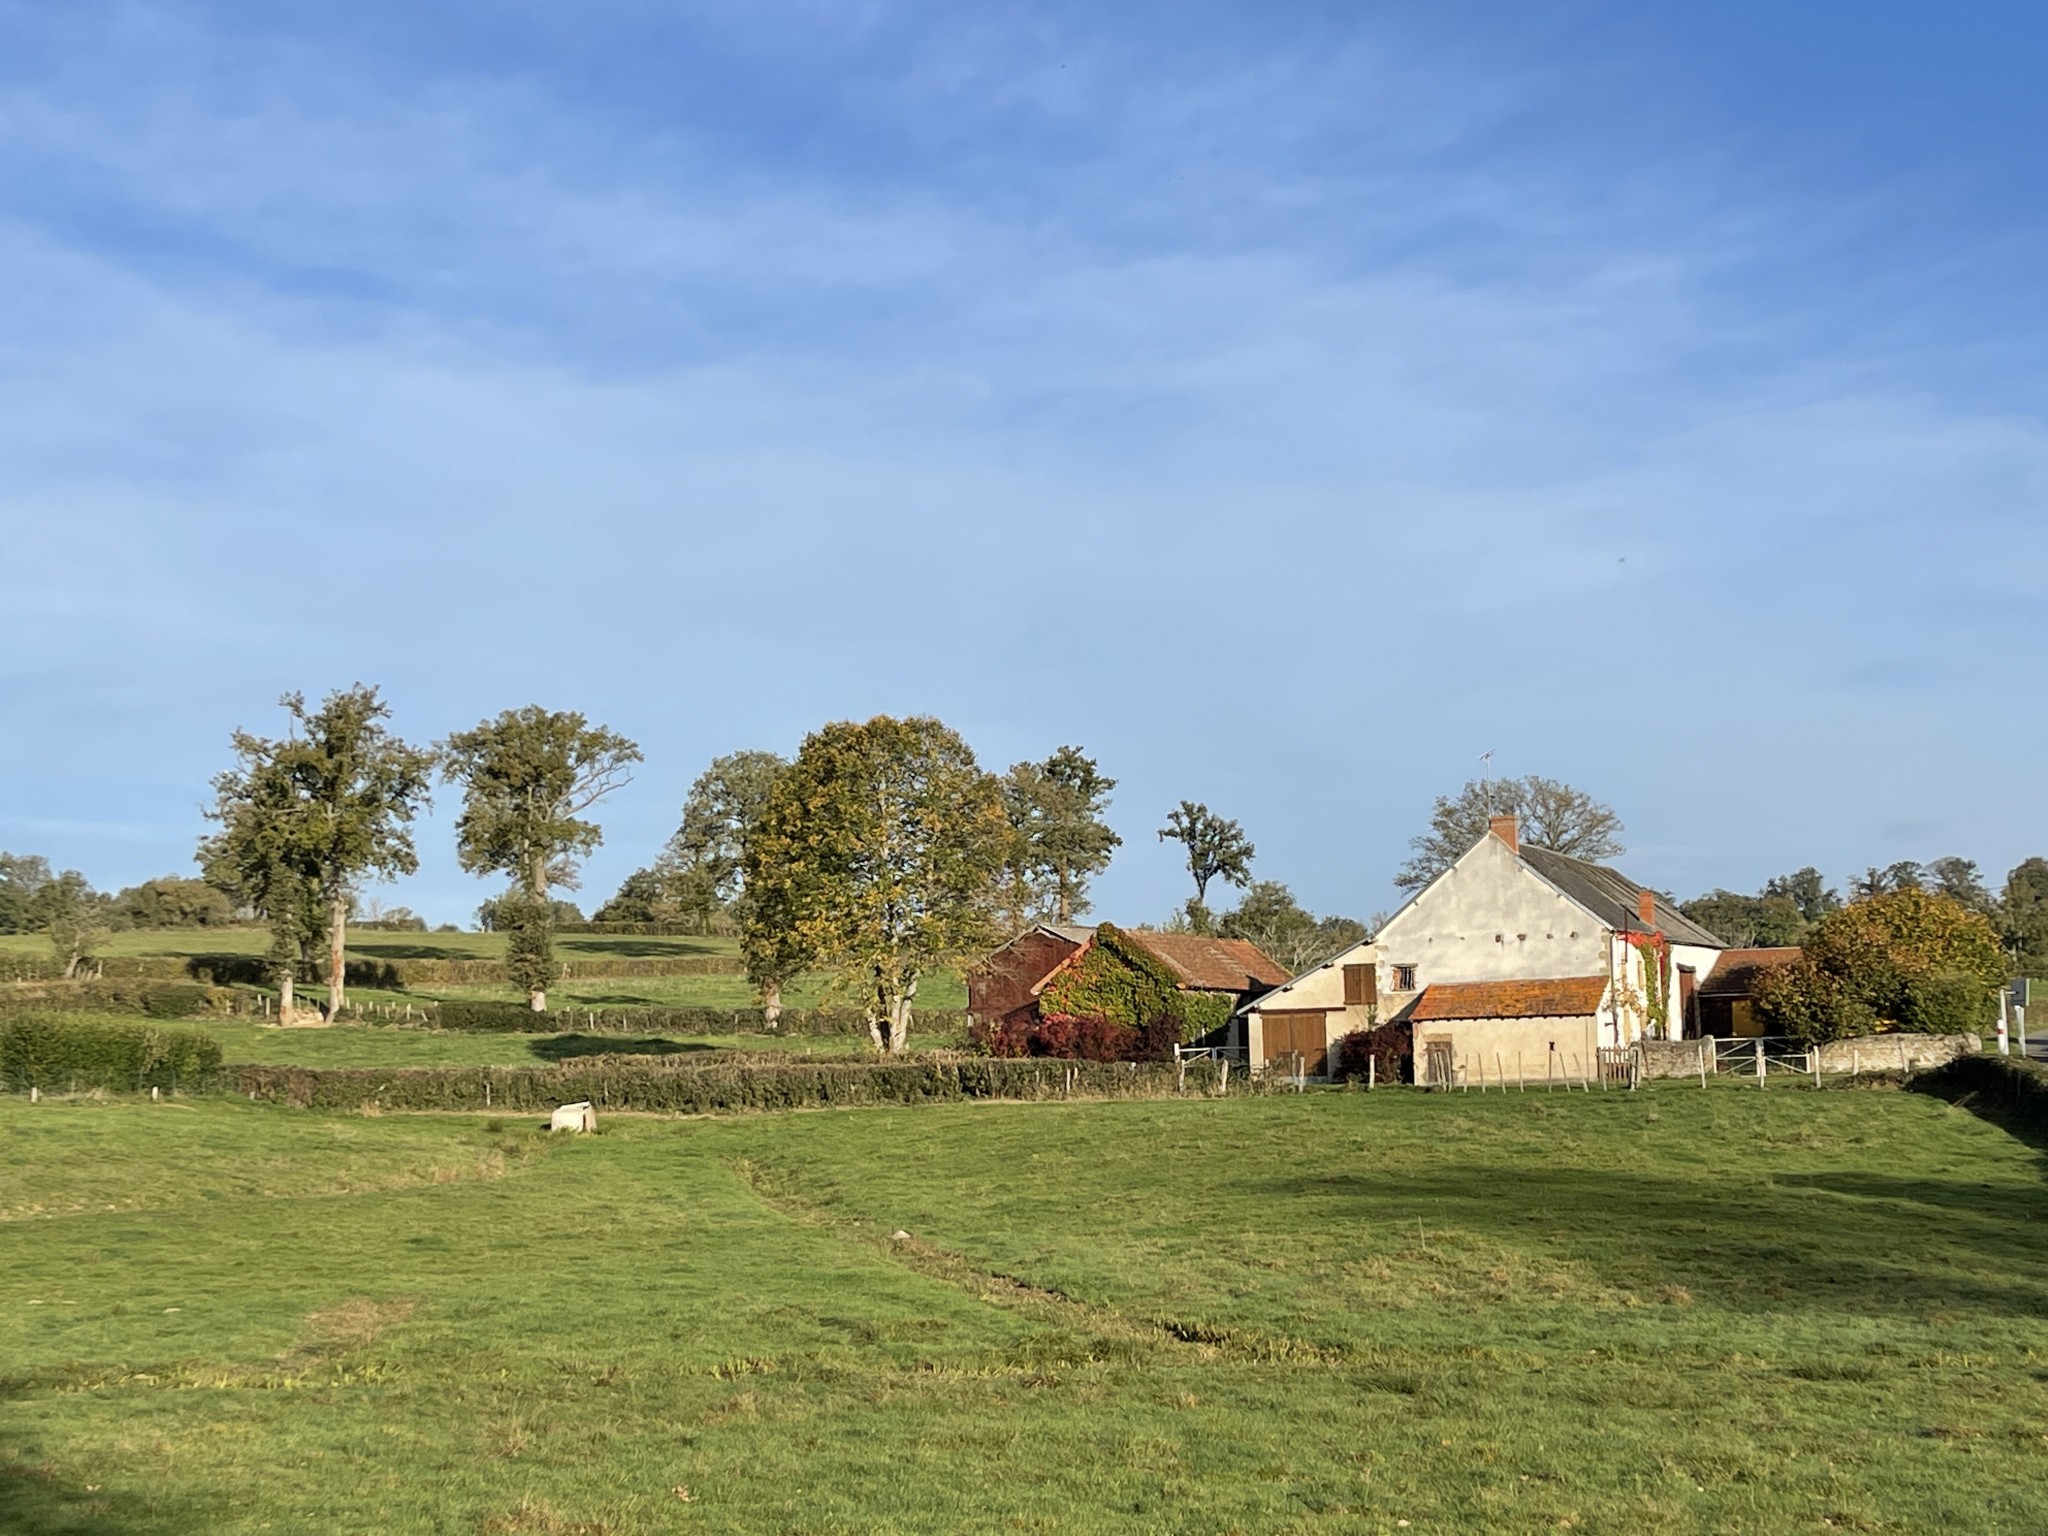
[6,1082,2047,1534]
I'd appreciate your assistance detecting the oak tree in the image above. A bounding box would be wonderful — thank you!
[1157,801,1254,924]
[998,747,1121,929]
[1397,776,1622,891]
[441,707,641,1010]
[743,716,1006,1054]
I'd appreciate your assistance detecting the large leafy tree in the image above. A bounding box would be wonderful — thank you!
[1157,801,1254,925]
[1218,881,1368,974]
[743,716,1007,1054]
[110,876,237,930]
[1763,867,1842,922]
[33,871,109,979]
[1679,890,1809,948]
[1850,861,1926,899]
[0,853,53,935]
[1398,775,1622,890]
[441,707,640,1010]
[2003,857,2048,974]
[204,734,328,1019]
[998,747,1121,929]
[206,688,433,1017]
[669,750,805,1021]
[1756,889,2006,1042]
[667,751,789,904]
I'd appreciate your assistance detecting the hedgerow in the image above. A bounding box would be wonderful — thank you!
[1909,1052,2048,1135]
[228,1055,1234,1114]
[0,980,248,1018]
[0,1014,224,1091]
[428,1000,970,1037]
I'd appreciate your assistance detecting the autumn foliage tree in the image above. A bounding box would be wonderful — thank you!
[1755,888,2005,1042]
[743,716,1007,1054]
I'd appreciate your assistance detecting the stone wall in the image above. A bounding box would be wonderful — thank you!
[1816,1032,1978,1073]
[1632,1033,1979,1081]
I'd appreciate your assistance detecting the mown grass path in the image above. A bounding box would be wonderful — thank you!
[4,1084,2047,1532]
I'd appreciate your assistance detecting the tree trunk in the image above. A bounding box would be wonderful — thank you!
[327,894,348,1019]
[761,976,783,1032]
[1056,876,1072,924]
[887,973,919,1056]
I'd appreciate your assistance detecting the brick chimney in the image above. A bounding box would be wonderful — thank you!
[1637,889,1657,927]
[1489,814,1519,854]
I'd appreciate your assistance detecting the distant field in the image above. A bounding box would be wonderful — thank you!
[201,1019,893,1068]
[5,1084,2047,1532]
[0,927,970,1010]
[404,971,970,1011]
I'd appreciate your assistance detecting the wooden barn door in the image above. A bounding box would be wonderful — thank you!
[1262,1010,1330,1076]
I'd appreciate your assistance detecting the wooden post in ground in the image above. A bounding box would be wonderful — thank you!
[1756,1043,1766,1088]
[1698,1041,1708,1090]
[1367,1056,1375,1091]
[1809,1046,1820,1087]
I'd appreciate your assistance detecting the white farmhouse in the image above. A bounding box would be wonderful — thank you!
[1237,814,1727,1083]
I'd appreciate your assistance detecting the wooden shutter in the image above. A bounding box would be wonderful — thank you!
[1343,964,1375,1007]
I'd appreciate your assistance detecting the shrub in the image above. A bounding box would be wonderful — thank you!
[0,1014,223,1091]
[1782,890,2005,1041]
[137,983,214,1018]
[1900,972,1999,1035]
[434,999,551,1033]
[1754,960,1874,1044]
[1333,1020,1413,1083]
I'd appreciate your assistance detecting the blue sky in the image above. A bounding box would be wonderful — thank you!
[2,0,2045,926]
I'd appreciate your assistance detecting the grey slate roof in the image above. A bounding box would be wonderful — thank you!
[1518,844,1728,948]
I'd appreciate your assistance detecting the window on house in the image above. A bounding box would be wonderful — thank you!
[1343,964,1376,1006]
[1393,964,1418,991]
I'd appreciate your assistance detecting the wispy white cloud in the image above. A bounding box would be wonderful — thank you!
[0,1,2042,919]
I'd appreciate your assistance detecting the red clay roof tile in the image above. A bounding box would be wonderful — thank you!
[1409,975,1608,1022]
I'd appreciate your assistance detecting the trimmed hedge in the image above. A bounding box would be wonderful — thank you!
[1909,1052,2048,1135]
[557,921,733,937]
[163,952,747,990]
[427,1000,971,1038]
[1,955,212,983]
[0,980,248,1018]
[1,1014,224,1091]
[229,1055,1234,1114]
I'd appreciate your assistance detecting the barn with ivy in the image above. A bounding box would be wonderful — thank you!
[967,923,1289,1060]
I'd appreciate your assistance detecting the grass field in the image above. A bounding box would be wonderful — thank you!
[6,1082,2048,1533]
[404,972,970,1012]
[200,1019,891,1067]
[0,927,971,1011]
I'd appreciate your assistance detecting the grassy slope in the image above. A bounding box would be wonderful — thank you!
[0,927,969,1009]
[6,1084,2048,1533]
[202,1019,888,1067]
